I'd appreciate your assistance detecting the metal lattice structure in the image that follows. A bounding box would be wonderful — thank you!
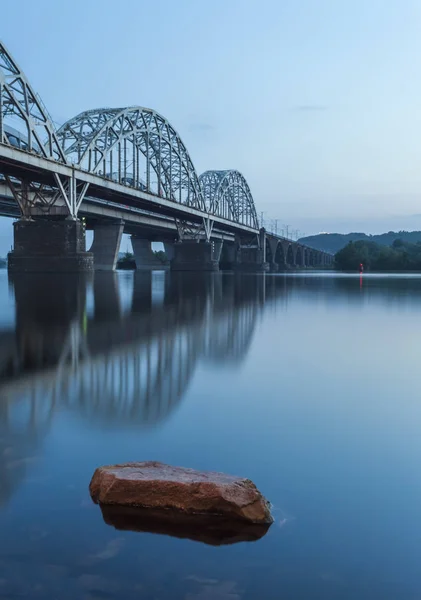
[57,107,205,211]
[0,42,65,162]
[199,170,259,229]
[0,41,263,232]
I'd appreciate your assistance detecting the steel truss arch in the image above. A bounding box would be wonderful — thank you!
[57,107,205,211]
[199,170,259,229]
[0,42,66,162]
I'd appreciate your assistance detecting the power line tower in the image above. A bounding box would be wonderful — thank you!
[273,219,278,235]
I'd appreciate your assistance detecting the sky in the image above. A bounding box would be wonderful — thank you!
[2,0,421,254]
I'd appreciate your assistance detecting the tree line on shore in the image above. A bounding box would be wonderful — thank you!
[300,230,421,253]
[335,239,421,271]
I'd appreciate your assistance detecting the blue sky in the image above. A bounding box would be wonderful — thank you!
[2,0,421,254]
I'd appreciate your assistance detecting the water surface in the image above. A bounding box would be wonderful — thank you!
[0,270,420,599]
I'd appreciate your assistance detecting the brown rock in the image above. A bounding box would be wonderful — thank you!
[99,505,271,546]
[89,461,273,524]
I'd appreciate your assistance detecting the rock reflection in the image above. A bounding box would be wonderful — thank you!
[99,505,270,546]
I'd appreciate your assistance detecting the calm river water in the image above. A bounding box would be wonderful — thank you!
[0,270,420,599]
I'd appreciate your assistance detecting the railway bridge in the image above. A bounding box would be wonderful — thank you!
[0,41,333,273]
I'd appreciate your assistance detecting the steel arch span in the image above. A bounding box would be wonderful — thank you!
[0,42,65,162]
[199,170,259,229]
[0,41,264,231]
[57,107,205,211]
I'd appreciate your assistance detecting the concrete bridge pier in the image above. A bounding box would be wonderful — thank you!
[171,240,219,271]
[234,229,269,272]
[131,237,167,270]
[89,221,124,271]
[212,240,224,263]
[8,219,93,273]
[219,242,236,270]
[295,246,304,268]
[267,237,280,272]
[274,242,287,271]
[279,240,296,269]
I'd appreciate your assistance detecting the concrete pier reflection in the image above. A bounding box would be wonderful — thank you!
[0,273,270,432]
[0,271,410,505]
[2,271,372,437]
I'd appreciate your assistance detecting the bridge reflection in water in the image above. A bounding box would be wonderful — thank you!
[4,271,404,443]
[0,271,292,504]
[0,271,409,505]
[0,272,271,431]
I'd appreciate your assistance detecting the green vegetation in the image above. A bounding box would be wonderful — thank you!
[335,239,421,271]
[153,250,167,264]
[116,251,136,270]
[116,250,168,270]
[299,231,421,254]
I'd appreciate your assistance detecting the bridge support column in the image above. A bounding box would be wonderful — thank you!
[295,246,304,268]
[219,242,236,270]
[89,221,124,271]
[131,237,168,270]
[212,240,224,263]
[8,219,93,273]
[234,229,269,272]
[280,240,299,269]
[279,240,290,269]
[171,240,219,271]
[267,237,280,272]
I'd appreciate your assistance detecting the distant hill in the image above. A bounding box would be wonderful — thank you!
[298,231,421,254]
